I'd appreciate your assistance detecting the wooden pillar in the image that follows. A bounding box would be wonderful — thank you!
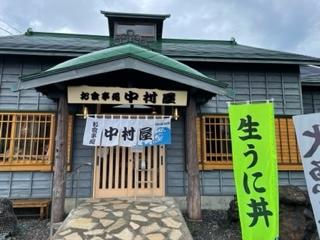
[186,95,202,220]
[52,95,68,223]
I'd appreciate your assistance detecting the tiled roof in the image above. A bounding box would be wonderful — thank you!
[22,43,227,89]
[1,31,320,65]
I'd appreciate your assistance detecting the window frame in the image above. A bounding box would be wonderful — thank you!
[197,114,302,171]
[0,112,74,172]
[0,112,56,171]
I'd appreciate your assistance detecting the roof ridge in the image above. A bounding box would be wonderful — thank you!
[24,30,108,40]
[161,38,236,45]
[23,30,236,44]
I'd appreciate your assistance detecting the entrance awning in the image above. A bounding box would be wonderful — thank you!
[14,43,231,96]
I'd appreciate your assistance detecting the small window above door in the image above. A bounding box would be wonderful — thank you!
[115,22,156,40]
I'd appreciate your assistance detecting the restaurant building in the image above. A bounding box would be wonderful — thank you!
[0,11,320,220]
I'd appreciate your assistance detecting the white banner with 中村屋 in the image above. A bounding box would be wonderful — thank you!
[137,119,155,146]
[83,116,171,147]
[118,118,138,147]
[293,113,320,239]
[101,118,121,147]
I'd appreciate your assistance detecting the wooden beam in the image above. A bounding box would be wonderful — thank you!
[52,95,68,223]
[186,95,202,220]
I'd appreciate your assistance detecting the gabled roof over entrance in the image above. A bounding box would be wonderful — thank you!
[16,43,230,96]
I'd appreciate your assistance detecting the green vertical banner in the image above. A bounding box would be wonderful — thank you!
[228,103,279,240]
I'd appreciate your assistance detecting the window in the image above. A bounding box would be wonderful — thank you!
[0,113,55,171]
[114,22,156,40]
[0,113,74,172]
[197,115,302,171]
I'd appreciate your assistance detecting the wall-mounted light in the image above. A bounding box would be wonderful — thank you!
[173,107,179,120]
[82,105,89,119]
[151,107,157,115]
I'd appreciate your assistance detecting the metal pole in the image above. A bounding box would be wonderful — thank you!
[49,174,54,240]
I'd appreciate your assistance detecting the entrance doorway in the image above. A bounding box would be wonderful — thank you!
[93,145,165,198]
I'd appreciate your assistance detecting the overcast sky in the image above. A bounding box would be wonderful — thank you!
[0,0,320,57]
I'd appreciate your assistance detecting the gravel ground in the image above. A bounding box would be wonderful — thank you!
[184,210,241,240]
[11,218,50,240]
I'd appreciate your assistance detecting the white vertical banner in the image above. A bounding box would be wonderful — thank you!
[119,118,138,147]
[101,118,121,146]
[137,119,155,146]
[83,117,104,146]
[293,113,320,238]
[153,118,172,145]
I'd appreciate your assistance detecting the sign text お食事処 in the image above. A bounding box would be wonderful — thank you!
[68,86,188,106]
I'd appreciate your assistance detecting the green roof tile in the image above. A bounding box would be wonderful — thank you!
[0,31,320,65]
[22,43,227,89]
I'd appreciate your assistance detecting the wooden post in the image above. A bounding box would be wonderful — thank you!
[52,95,68,223]
[186,95,202,220]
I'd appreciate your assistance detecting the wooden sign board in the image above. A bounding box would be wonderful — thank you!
[68,86,188,106]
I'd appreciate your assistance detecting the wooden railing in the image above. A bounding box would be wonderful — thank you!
[197,115,302,171]
[0,113,55,171]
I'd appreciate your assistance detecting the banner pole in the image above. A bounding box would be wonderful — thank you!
[226,98,274,105]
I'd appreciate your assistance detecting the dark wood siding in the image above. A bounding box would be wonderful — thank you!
[166,118,186,196]
[192,63,303,115]
[302,87,320,114]
[66,118,94,198]
[0,56,58,111]
[0,55,94,199]
[165,63,306,197]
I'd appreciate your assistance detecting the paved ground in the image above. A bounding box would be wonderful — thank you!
[53,197,192,240]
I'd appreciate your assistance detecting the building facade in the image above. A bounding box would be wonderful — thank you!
[0,12,320,210]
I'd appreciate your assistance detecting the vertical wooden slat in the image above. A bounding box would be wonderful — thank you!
[102,147,107,190]
[196,117,202,164]
[108,147,114,189]
[4,115,10,163]
[92,146,98,198]
[22,115,28,163]
[66,115,74,171]
[0,114,3,163]
[114,146,120,190]
[275,118,282,164]
[225,117,231,160]
[147,146,151,189]
[140,150,145,190]
[33,115,39,163]
[201,117,207,165]
[153,145,157,189]
[214,117,218,162]
[9,114,17,164]
[41,115,49,162]
[16,115,22,161]
[127,148,133,193]
[133,152,138,195]
[121,147,126,189]
[48,114,55,166]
